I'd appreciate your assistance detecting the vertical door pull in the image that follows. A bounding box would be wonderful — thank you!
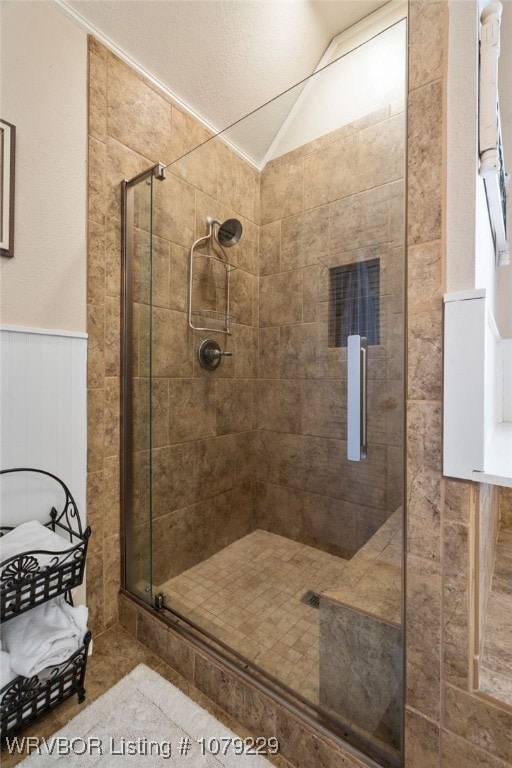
[347,334,368,461]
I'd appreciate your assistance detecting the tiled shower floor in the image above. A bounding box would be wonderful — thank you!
[158,512,401,705]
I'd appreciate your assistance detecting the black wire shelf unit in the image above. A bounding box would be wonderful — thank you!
[0,468,91,622]
[0,468,92,738]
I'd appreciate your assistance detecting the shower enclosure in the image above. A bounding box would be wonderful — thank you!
[122,15,407,768]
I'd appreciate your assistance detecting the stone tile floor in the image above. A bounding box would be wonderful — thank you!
[158,512,402,706]
[480,523,512,706]
[0,625,289,768]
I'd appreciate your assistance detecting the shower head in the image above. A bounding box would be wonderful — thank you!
[208,217,243,247]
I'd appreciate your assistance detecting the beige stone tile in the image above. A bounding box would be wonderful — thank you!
[218,142,259,222]
[106,137,150,223]
[151,377,169,448]
[89,48,107,142]
[104,377,120,459]
[88,136,106,225]
[148,307,193,378]
[195,435,237,500]
[330,106,391,145]
[170,135,219,199]
[304,133,358,209]
[280,206,330,271]
[168,378,216,443]
[302,493,357,556]
[405,708,440,768]
[387,445,404,512]
[330,185,390,256]
[356,506,393,551]
[105,216,121,298]
[260,158,304,224]
[118,592,138,637]
[358,113,405,191]
[279,323,318,379]
[258,327,280,378]
[152,442,196,516]
[107,52,173,163]
[408,79,443,245]
[302,265,318,323]
[443,523,470,688]
[234,324,258,379]
[152,172,196,247]
[87,387,105,473]
[441,730,512,768]
[409,0,446,91]
[104,296,120,377]
[236,216,259,275]
[258,380,302,433]
[88,219,105,306]
[257,483,304,542]
[231,268,258,326]
[406,553,441,720]
[499,487,512,527]
[275,709,369,768]
[169,106,212,163]
[193,653,276,738]
[86,470,104,557]
[87,304,105,389]
[103,532,120,628]
[235,431,257,486]
[408,240,443,400]
[260,269,303,327]
[408,309,443,402]
[390,182,406,247]
[103,455,120,539]
[216,378,255,434]
[444,685,512,764]
[444,478,472,525]
[407,401,442,562]
[259,220,281,276]
[86,549,104,635]
[168,242,188,312]
[301,380,344,439]
[319,600,401,750]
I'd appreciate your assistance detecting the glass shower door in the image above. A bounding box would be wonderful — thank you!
[123,169,155,603]
[123,15,407,768]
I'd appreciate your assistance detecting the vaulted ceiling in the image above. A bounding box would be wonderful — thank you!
[60,0,390,132]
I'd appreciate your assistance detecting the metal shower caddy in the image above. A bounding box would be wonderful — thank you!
[188,217,240,335]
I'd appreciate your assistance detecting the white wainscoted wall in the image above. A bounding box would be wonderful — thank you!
[0,326,87,601]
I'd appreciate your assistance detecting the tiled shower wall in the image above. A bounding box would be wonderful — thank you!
[130,136,260,588]
[257,108,405,558]
[86,38,253,633]
[88,3,512,764]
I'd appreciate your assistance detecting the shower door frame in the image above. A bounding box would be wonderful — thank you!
[120,162,165,596]
[121,160,406,768]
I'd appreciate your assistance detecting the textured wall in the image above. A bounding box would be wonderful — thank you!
[258,107,405,558]
[0,1,87,332]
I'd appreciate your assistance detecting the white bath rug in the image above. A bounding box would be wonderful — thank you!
[8,664,275,766]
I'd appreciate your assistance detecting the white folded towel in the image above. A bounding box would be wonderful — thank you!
[0,520,74,570]
[1,595,88,678]
[0,650,17,691]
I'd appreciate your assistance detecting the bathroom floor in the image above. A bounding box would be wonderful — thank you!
[158,511,402,706]
[0,624,287,768]
[480,522,512,706]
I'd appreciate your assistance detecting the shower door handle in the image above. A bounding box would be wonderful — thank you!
[347,334,368,461]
